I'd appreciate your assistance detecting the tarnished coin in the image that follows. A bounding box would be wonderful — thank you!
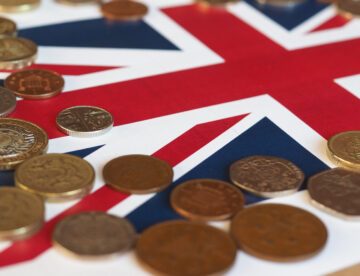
[56,0,99,5]
[255,0,305,6]
[336,0,360,18]
[100,0,148,21]
[230,155,304,198]
[170,179,245,221]
[0,0,40,12]
[53,212,136,258]
[0,87,16,117]
[136,220,237,276]
[4,69,65,100]
[0,37,37,70]
[56,106,113,137]
[231,203,327,262]
[0,118,48,170]
[0,187,44,241]
[196,0,239,6]
[103,154,173,194]
[308,168,360,220]
[0,17,17,38]
[15,153,95,202]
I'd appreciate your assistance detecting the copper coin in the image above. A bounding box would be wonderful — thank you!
[103,154,173,194]
[136,220,237,276]
[230,155,304,198]
[231,203,327,262]
[308,168,360,220]
[100,0,148,21]
[53,211,137,259]
[336,0,360,18]
[170,179,245,221]
[4,69,64,100]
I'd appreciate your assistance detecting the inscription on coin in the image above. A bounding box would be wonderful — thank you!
[0,0,40,12]
[0,37,37,69]
[0,87,16,117]
[0,17,16,38]
[101,0,148,21]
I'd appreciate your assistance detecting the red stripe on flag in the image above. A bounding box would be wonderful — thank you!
[310,15,350,33]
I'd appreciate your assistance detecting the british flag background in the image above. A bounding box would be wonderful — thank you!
[0,0,360,275]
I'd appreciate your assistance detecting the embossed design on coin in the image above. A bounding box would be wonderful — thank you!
[56,106,113,137]
[0,0,40,12]
[0,37,37,69]
[0,17,17,38]
[170,179,245,221]
[136,220,237,276]
[101,0,148,21]
[103,154,173,194]
[231,203,327,262]
[15,153,95,202]
[53,211,136,258]
[0,187,44,241]
[336,0,360,18]
[230,155,304,197]
[0,87,16,117]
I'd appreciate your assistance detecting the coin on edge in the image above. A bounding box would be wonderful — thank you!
[103,154,173,194]
[5,69,65,100]
[336,0,360,18]
[231,203,327,262]
[0,187,44,241]
[100,0,148,21]
[53,211,137,259]
[196,0,239,6]
[136,220,237,276]
[255,0,305,7]
[0,118,48,170]
[15,153,95,202]
[0,87,16,117]
[56,106,113,137]
[170,178,245,221]
[0,17,17,38]
[56,0,99,5]
[0,0,40,12]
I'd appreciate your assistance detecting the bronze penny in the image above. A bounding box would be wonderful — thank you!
[100,0,148,21]
[5,69,64,100]
[103,154,173,194]
[136,220,237,276]
[231,203,327,262]
[336,0,360,18]
[53,211,137,258]
[230,155,304,198]
[308,168,360,220]
[170,179,245,221]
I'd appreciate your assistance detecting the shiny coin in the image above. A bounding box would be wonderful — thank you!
[170,179,245,221]
[56,106,113,137]
[0,187,44,241]
[56,0,99,5]
[336,0,360,18]
[103,154,173,194]
[0,87,16,117]
[0,0,40,12]
[0,17,17,38]
[136,220,237,276]
[15,153,95,202]
[0,118,48,170]
[100,0,148,21]
[255,0,305,6]
[4,69,64,100]
[231,203,327,262]
[53,211,136,258]
[230,155,304,198]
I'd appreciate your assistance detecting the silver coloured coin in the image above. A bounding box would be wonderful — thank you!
[0,87,16,117]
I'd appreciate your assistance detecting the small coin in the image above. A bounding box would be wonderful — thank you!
[103,154,173,194]
[231,203,327,262]
[0,17,17,38]
[0,0,40,12]
[0,118,48,170]
[336,0,360,18]
[0,87,16,117]
[196,0,239,6]
[0,187,44,241]
[255,0,305,6]
[230,155,304,198]
[100,0,148,21]
[170,179,245,221]
[56,106,113,137]
[4,69,64,100]
[53,211,136,258]
[136,220,237,276]
[56,0,99,5]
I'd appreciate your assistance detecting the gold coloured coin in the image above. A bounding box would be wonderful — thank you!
[196,0,239,6]
[0,17,17,38]
[0,87,16,117]
[0,118,48,170]
[15,153,95,202]
[0,0,40,13]
[56,0,99,5]
[336,0,360,18]
[0,187,44,241]
[255,0,305,6]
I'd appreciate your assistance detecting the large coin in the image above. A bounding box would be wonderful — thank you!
[308,168,360,220]
[56,106,113,137]
[0,187,44,241]
[4,69,65,100]
[0,87,16,117]
[231,203,327,262]
[230,155,304,198]
[170,179,245,221]
[0,118,48,170]
[0,0,40,12]
[15,153,95,202]
[136,220,237,276]
[53,212,136,258]
[103,154,173,194]
[336,0,360,18]
[100,0,148,21]
[0,17,17,38]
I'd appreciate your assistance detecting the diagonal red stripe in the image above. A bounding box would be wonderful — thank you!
[310,15,350,33]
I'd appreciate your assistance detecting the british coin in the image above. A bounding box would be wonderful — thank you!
[195,0,239,6]
[170,179,245,221]
[255,0,305,6]
[4,69,65,100]
[0,87,16,117]
[53,211,136,258]
[230,155,304,198]
[56,106,113,137]
[103,154,173,194]
[100,0,148,21]
[0,187,44,241]
[0,17,17,38]
[56,0,99,5]
[15,153,95,202]
[0,118,48,170]
[336,0,360,18]
[231,203,327,262]
[0,37,37,70]
[0,0,40,13]
[136,220,237,276]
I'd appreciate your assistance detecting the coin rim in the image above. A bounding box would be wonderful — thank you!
[335,0,360,19]
[55,0,100,6]
[0,87,17,117]
[0,0,40,13]
[100,0,149,21]
[0,17,17,38]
